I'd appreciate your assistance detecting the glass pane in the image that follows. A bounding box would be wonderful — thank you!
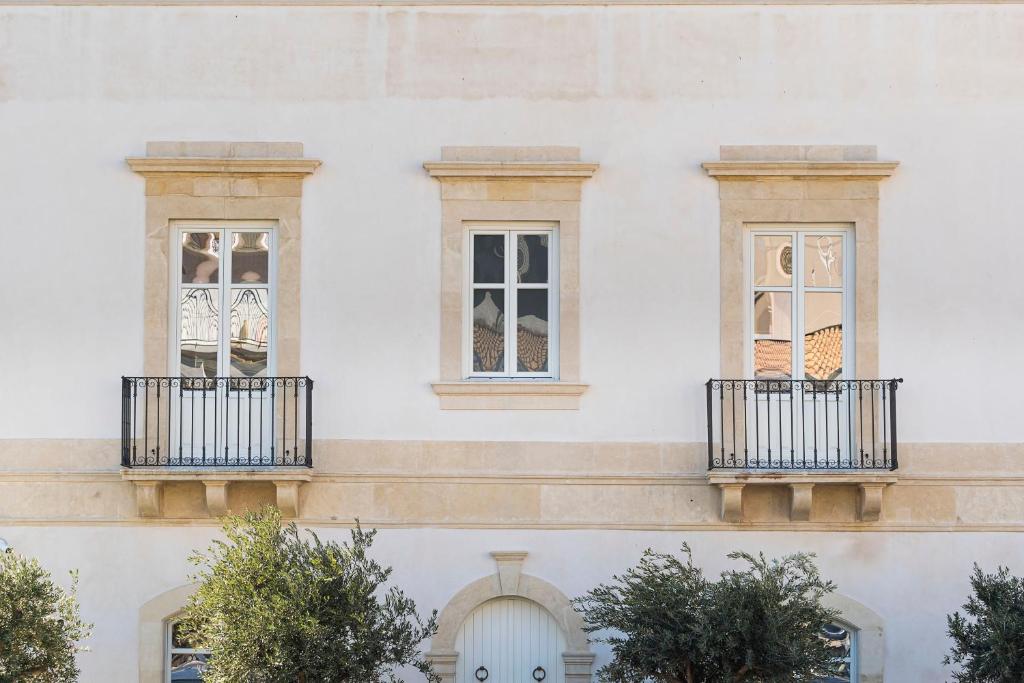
[231,231,270,284]
[517,234,550,284]
[472,289,505,372]
[516,289,549,372]
[753,235,792,286]
[753,291,791,379]
[804,292,843,380]
[230,288,270,378]
[170,652,209,682]
[815,623,853,682]
[473,234,505,284]
[180,289,218,378]
[181,232,220,284]
[805,235,843,287]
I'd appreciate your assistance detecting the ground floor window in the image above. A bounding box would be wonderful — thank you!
[817,621,858,682]
[167,621,210,682]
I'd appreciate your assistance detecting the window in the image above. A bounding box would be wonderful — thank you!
[175,224,275,379]
[749,228,853,380]
[166,621,210,682]
[466,226,558,379]
[817,621,858,682]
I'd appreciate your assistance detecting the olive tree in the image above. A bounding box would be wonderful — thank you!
[573,544,843,683]
[945,564,1024,682]
[0,549,92,683]
[179,506,437,683]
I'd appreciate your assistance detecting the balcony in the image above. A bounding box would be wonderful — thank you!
[705,378,902,522]
[120,376,313,518]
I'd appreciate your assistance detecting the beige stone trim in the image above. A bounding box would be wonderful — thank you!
[139,583,197,683]
[128,141,319,377]
[426,146,595,409]
[704,145,899,381]
[821,593,885,683]
[431,382,588,409]
[426,551,592,683]
[424,161,599,179]
[702,161,898,179]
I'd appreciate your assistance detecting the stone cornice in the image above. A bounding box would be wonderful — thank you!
[423,161,599,180]
[702,160,899,180]
[126,156,322,176]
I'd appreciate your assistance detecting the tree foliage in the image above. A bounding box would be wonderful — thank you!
[573,544,842,683]
[0,549,92,683]
[179,506,438,683]
[945,564,1024,682]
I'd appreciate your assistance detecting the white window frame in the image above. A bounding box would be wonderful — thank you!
[168,220,278,379]
[165,619,211,683]
[463,222,560,380]
[744,224,855,380]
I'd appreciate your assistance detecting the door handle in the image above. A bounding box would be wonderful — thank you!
[532,666,546,681]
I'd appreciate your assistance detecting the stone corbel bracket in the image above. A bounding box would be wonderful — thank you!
[707,472,898,523]
[122,469,313,519]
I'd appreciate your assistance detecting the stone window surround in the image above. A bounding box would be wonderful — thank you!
[424,147,598,410]
[702,145,900,522]
[124,141,320,517]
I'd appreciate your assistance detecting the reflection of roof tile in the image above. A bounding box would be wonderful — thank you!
[804,324,843,380]
[755,325,843,380]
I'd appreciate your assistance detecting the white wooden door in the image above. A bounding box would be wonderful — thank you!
[455,598,567,683]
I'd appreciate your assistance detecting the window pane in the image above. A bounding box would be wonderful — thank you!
[805,235,843,287]
[473,234,505,284]
[473,289,504,372]
[180,289,218,378]
[170,652,209,682]
[753,235,792,286]
[517,289,549,372]
[230,289,270,378]
[815,623,853,682]
[182,232,220,284]
[754,291,791,379]
[231,231,270,284]
[804,292,843,380]
[517,234,549,284]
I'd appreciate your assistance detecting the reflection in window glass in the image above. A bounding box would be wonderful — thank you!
[815,622,855,683]
[180,289,219,378]
[804,292,843,381]
[230,289,270,378]
[517,234,549,284]
[181,233,220,284]
[753,291,792,379]
[517,289,548,372]
[231,232,270,284]
[169,622,210,682]
[473,234,505,284]
[753,235,792,286]
[805,235,843,288]
[473,289,505,372]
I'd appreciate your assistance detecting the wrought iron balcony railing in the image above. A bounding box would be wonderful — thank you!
[121,377,313,468]
[706,379,902,471]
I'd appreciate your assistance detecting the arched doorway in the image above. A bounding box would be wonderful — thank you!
[426,552,593,683]
[455,597,567,683]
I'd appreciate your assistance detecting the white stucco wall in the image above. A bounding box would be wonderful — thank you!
[0,523,1015,682]
[0,5,1022,443]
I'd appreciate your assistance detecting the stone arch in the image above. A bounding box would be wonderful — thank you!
[138,583,198,683]
[426,552,593,683]
[822,592,885,683]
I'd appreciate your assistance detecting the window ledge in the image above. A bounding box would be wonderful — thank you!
[431,381,589,410]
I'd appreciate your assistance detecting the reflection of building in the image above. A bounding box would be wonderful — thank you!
[1,5,1022,683]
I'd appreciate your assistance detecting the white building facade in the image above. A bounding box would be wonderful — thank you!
[1,2,1023,681]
